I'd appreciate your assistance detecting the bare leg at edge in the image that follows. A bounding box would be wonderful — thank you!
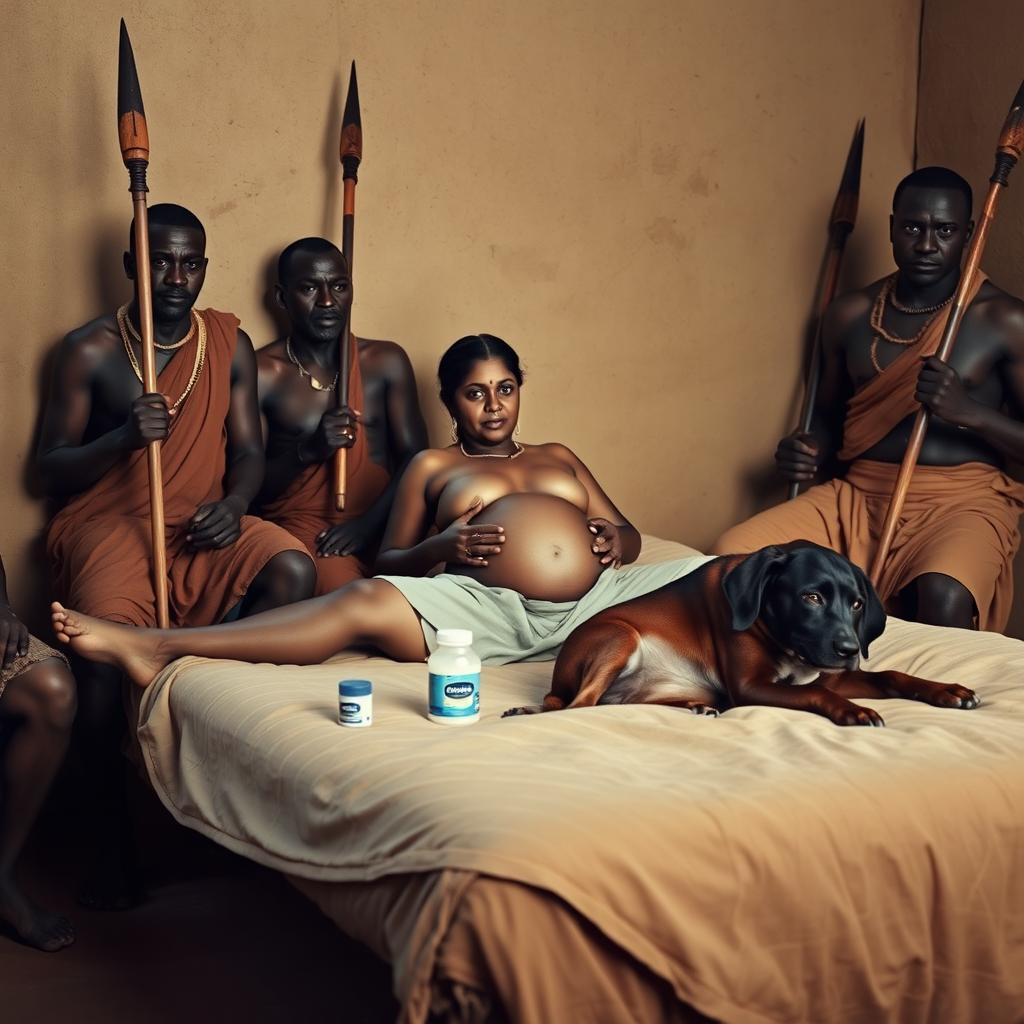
[51,579,427,688]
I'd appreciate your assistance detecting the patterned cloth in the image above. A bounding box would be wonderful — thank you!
[0,633,69,699]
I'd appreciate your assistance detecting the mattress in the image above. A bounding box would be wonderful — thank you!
[135,536,1024,1022]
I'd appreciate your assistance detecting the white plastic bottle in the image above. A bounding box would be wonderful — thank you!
[338,679,373,727]
[427,629,481,725]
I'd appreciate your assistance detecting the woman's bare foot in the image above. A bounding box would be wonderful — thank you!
[50,603,169,688]
[0,875,74,952]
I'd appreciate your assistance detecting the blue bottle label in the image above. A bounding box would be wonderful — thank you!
[429,672,480,717]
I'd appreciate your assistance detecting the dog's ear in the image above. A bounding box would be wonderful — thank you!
[852,564,886,655]
[722,546,788,632]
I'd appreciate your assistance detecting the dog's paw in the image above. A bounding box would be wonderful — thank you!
[684,702,720,717]
[920,682,980,710]
[502,705,544,718]
[831,704,885,727]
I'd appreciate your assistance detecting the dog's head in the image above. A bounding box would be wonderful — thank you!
[721,542,885,671]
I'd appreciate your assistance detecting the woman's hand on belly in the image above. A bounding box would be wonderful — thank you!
[435,496,506,567]
[588,517,624,568]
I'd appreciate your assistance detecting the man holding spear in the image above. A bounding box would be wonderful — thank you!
[257,67,428,591]
[36,202,316,904]
[256,237,427,592]
[714,164,1024,632]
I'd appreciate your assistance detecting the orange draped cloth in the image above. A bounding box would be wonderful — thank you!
[838,272,987,461]
[714,273,1024,631]
[47,309,307,628]
[261,337,390,595]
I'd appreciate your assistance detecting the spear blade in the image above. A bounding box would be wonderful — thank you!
[993,79,1024,179]
[829,118,864,234]
[339,60,362,177]
[117,18,149,166]
[787,118,866,500]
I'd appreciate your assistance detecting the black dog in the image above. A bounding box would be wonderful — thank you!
[504,542,980,727]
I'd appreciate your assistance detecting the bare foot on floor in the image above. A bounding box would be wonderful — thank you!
[0,876,75,952]
[50,603,169,688]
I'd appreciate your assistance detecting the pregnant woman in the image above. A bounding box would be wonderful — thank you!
[51,335,709,684]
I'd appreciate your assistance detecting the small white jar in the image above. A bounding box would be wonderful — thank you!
[338,679,373,727]
[427,629,481,725]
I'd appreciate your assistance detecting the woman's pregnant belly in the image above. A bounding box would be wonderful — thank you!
[446,493,603,602]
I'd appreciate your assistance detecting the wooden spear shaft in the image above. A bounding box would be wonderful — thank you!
[870,82,1024,586]
[334,61,362,512]
[118,20,170,628]
[789,119,864,500]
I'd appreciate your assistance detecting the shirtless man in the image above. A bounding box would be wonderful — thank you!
[36,203,314,904]
[714,167,1024,631]
[257,238,428,591]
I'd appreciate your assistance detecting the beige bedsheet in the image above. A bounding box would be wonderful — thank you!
[136,537,1024,1023]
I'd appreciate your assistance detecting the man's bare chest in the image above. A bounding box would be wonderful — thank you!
[271,370,388,446]
[91,347,196,421]
[844,312,1004,396]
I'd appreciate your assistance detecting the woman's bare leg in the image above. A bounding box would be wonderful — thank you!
[52,579,427,688]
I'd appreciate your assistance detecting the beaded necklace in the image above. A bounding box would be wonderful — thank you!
[458,441,525,459]
[869,275,954,375]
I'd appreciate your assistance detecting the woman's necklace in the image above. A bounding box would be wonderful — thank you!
[120,304,198,351]
[286,337,338,392]
[459,440,525,459]
[869,275,954,375]
[116,304,207,412]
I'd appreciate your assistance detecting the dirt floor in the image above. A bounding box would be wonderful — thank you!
[0,770,398,1024]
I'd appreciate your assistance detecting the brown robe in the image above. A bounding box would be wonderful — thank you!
[261,337,390,595]
[714,273,1024,631]
[47,309,307,628]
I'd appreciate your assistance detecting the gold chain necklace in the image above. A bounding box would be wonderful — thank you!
[869,276,952,376]
[116,305,207,412]
[285,337,338,392]
[119,303,198,351]
[459,441,525,459]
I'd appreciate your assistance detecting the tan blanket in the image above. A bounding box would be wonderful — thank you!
[136,537,1024,1023]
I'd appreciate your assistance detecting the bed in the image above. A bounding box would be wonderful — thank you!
[134,537,1024,1023]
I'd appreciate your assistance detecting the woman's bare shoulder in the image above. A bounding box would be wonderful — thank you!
[406,445,460,477]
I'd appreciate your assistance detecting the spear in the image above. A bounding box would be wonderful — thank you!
[870,82,1024,586]
[118,19,170,628]
[788,118,865,501]
[334,61,362,512]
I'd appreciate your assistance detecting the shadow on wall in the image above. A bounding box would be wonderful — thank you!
[252,68,344,352]
[735,217,878,530]
[320,70,343,241]
[260,252,289,345]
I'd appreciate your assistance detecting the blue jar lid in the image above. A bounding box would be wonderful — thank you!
[339,679,372,697]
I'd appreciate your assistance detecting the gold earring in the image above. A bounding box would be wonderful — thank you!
[450,419,459,443]
[515,421,521,437]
